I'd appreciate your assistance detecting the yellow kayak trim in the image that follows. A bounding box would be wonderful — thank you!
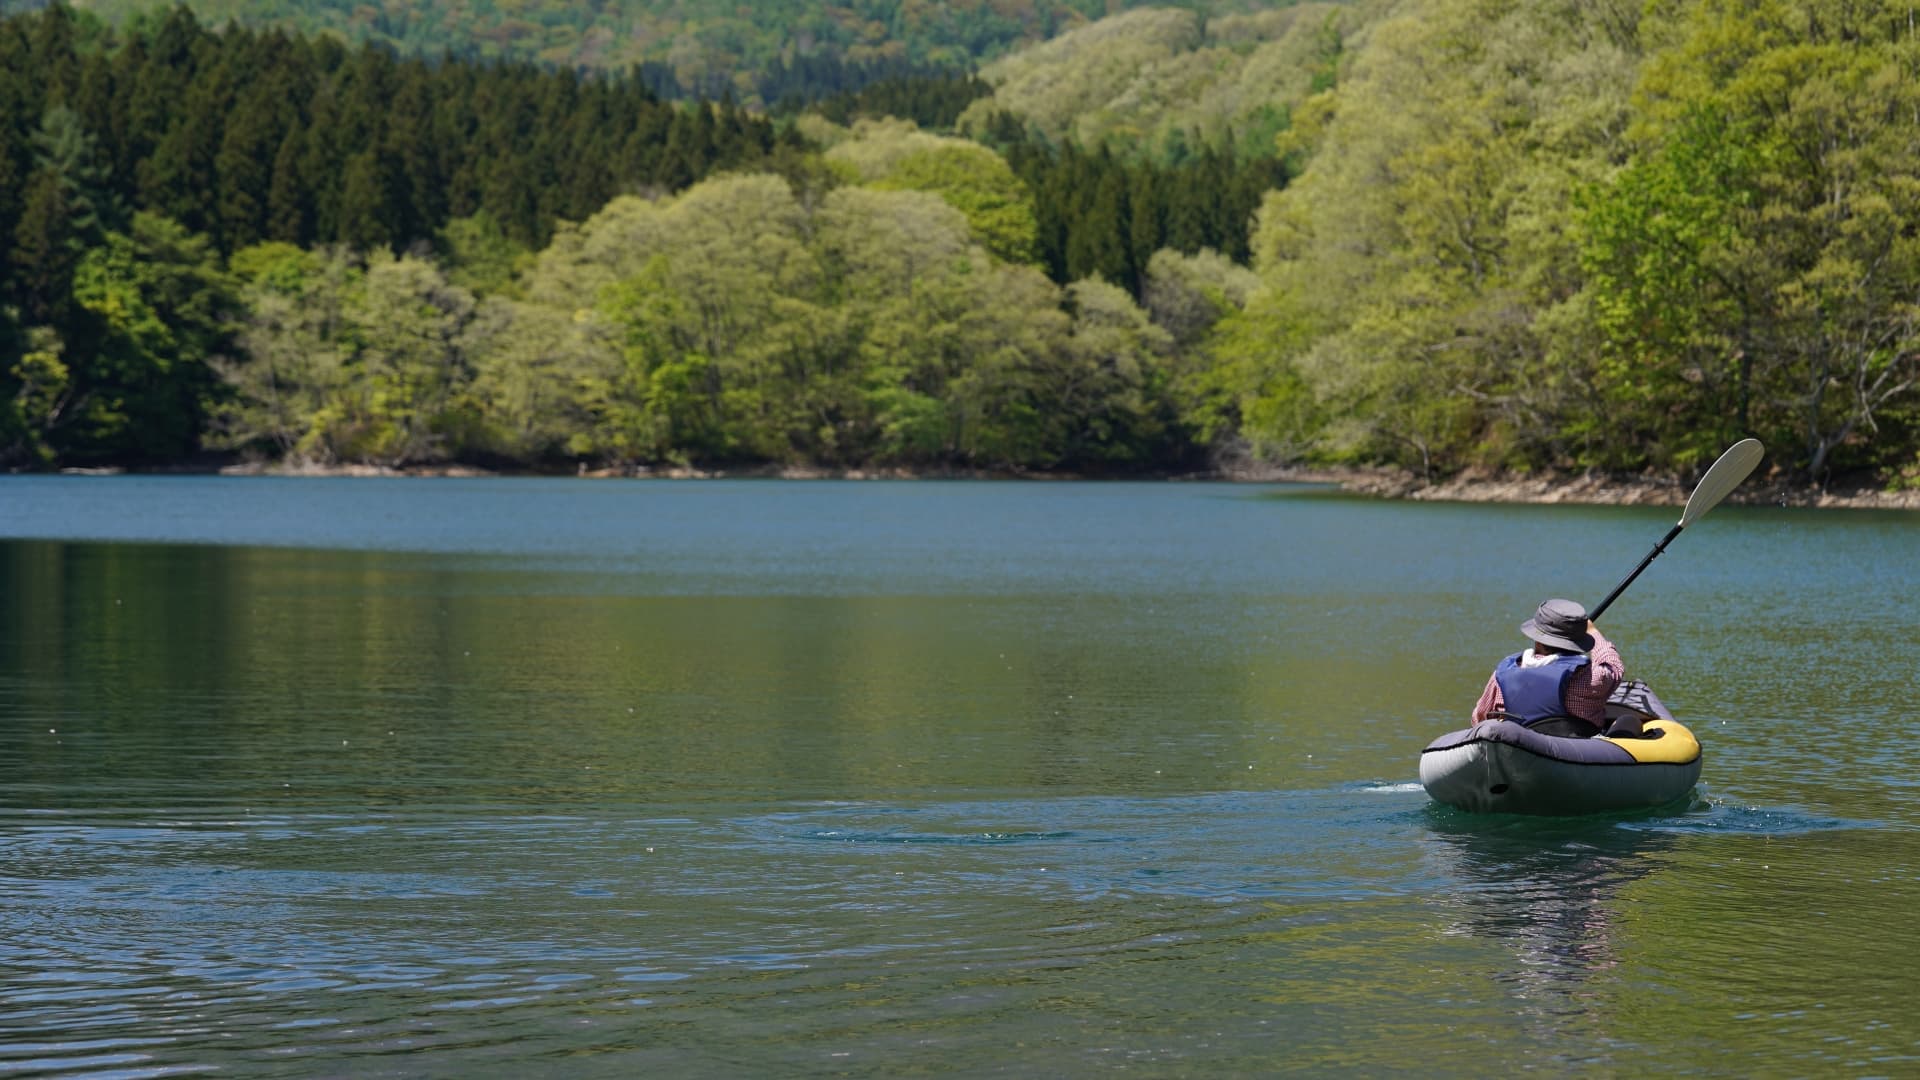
[1598,717,1702,765]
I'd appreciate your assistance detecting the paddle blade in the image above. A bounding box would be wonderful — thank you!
[1680,438,1764,526]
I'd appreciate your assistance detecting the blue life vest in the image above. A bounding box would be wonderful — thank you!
[1493,651,1590,726]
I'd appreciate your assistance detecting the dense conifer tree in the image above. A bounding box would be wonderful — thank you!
[0,21,42,225]
[26,1,80,102]
[265,125,310,245]
[11,170,79,328]
[1075,168,1135,291]
[337,150,395,251]
[140,89,221,235]
[31,107,119,242]
[978,119,1285,298]
[0,127,23,296]
[808,71,992,130]
[213,86,284,250]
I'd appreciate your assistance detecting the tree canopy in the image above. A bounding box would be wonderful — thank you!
[6,0,1920,486]
[1201,0,1920,484]
[12,0,1280,103]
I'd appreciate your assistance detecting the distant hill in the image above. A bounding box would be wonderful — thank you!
[5,0,1278,103]
[959,4,1345,161]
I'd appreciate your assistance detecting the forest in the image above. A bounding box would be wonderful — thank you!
[0,5,1279,471]
[3,0,1920,485]
[1,0,1269,100]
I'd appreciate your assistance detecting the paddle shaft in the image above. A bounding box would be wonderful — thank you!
[1582,439,1763,623]
[1587,522,1683,622]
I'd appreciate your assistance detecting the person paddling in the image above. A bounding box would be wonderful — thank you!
[1470,598,1627,738]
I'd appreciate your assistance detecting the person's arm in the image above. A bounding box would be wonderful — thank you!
[1585,621,1623,690]
[1471,673,1501,724]
[1562,621,1625,724]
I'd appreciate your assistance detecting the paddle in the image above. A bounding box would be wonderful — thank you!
[1587,438,1765,621]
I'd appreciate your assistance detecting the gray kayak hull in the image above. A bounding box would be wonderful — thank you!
[1419,728,1701,815]
[1419,681,1702,815]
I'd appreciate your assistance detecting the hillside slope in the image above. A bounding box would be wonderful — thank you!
[12,0,1274,101]
[960,4,1348,159]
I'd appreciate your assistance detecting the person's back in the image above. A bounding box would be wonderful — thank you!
[1471,598,1626,737]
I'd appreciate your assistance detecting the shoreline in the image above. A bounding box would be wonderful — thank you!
[41,459,1920,511]
[1230,462,1920,511]
[1228,461,1920,511]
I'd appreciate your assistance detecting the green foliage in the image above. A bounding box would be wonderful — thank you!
[882,145,1040,266]
[1579,0,1920,479]
[216,170,1203,473]
[439,212,535,299]
[1208,0,1920,484]
[216,247,479,465]
[1055,277,1177,465]
[961,5,1350,161]
[1578,106,1764,471]
[65,211,236,462]
[829,120,1041,265]
[1206,303,1323,462]
[1237,0,1649,474]
[216,245,356,460]
[1,327,72,466]
[1141,247,1258,350]
[11,0,1920,485]
[24,0,1270,103]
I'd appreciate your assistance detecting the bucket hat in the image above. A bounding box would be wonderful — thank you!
[1521,597,1594,652]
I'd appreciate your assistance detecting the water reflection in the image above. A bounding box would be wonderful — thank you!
[1421,810,1683,1010]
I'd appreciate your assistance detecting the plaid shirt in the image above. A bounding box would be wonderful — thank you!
[1471,627,1623,725]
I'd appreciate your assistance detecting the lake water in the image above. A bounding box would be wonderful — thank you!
[3,476,1919,1076]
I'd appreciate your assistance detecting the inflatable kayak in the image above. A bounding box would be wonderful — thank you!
[1419,681,1701,815]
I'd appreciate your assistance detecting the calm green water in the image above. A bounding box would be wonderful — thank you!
[3,477,1920,1075]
